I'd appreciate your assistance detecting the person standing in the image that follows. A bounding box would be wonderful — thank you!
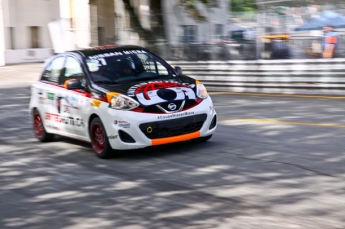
[322,25,339,58]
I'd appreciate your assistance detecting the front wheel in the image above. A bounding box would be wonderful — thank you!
[191,135,212,143]
[33,109,54,142]
[89,117,114,159]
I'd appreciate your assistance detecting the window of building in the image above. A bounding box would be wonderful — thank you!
[30,26,40,48]
[180,25,197,43]
[215,24,223,40]
[9,27,15,49]
[98,27,105,46]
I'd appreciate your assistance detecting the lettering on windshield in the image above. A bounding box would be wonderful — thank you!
[88,50,147,60]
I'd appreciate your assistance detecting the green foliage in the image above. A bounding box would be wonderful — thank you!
[231,0,257,12]
[179,0,219,21]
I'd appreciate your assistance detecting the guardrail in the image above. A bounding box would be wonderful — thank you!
[168,59,345,95]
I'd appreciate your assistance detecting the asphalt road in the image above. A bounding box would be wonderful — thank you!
[1,64,345,229]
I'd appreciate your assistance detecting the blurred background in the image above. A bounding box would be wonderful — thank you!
[0,0,345,65]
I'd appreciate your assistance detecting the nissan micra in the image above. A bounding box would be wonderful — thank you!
[30,45,217,158]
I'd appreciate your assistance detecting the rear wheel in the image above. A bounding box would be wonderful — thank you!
[191,135,212,143]
[90,117,113,159]
[33,109,54,142]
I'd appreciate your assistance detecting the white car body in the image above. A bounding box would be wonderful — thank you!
[29,46,217,158]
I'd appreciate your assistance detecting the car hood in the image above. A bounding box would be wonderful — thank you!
[95,75,198,107]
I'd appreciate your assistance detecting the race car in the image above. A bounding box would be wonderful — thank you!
[29,45,217,158]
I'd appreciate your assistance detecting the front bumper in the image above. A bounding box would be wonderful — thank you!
[101,97,217,150]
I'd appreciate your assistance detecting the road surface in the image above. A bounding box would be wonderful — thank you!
[0,64,344,229]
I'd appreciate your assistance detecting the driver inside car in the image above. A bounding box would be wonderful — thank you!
[120,58,136,76]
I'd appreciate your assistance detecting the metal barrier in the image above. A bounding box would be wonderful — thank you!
[168,59,345,95]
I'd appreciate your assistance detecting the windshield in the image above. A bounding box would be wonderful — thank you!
[84,49,174,83]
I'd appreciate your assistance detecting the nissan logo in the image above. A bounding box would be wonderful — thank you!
[168,103,177,110]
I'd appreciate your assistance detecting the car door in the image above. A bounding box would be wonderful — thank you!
[59,55,89,139]
[36,55,67,135]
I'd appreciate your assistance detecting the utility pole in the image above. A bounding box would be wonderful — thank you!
[0,0,5,66]
[256,0,263,59]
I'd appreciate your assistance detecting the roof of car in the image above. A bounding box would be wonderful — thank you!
[71,45,149,57]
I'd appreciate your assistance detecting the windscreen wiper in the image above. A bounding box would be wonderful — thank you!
[117,75,172,83]
[93,80,120,84]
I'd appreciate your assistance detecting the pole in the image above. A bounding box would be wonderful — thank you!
[256,0,263,60]
[0,0,5,66]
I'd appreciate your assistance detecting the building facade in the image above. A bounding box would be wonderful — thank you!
[0,0,229,65]
[0,0,60,65]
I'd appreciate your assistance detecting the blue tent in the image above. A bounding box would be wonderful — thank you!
[295,11,345,31]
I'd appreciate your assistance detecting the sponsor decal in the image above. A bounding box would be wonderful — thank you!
[38,96,46,104]
[45,112,61,122]
[127,81,196,106]
[47,92,54,100]
[157,111,195,120]
[88,50,147,60]
[91,100,102,108]
[46,125,59,131]
[108,135,118,139]
[63,105,70,113]
[39,92,55,106]
[45,112,84,127]
[37,90,45,103]
[60,117,84,127]
[64,95,80,110]
[67,94,78,103]
[114,120,130,128]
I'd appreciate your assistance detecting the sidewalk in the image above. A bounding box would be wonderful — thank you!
[0,63,44,88]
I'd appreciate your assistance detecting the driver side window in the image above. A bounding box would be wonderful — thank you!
[137,53,168,75]
[41,57,65,83]
[62,57,84,85]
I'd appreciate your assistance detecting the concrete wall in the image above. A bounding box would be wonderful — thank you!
[1,0,60,64]
[3,0,60,49]
[5,48,54,64]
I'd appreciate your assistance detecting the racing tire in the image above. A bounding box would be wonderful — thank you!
[90,117,114,159]
[33,109,54,142]
[191,135,212,143]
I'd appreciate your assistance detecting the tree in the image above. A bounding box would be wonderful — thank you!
[122,0,219,54]
[179,0,219,21]
[230,0,257,12]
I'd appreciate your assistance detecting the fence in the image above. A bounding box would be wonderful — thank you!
[168,59,345,95]
[113,1,345,61]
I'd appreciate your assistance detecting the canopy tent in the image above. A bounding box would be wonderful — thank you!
[295,11,345,31]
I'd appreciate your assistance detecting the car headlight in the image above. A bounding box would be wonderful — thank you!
[196,80,208,99]
[106,92,139,110]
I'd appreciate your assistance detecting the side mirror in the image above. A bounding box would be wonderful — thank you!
[64,79,84,90]
[174,66,182,76]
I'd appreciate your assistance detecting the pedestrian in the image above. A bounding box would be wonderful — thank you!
[271,40,290,59]
[322,25,339,58]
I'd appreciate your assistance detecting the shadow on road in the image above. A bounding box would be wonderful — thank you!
[1,86,345,229]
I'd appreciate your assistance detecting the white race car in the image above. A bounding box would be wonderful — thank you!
[30,45,217,158]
